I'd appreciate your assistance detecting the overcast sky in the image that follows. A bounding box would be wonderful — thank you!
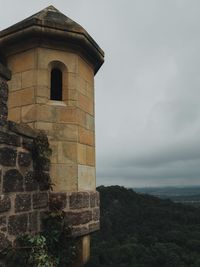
[1,0,200,188]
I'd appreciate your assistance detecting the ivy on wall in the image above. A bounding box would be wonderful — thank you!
[2,199,78,267]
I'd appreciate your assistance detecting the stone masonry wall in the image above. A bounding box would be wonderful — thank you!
[0,62,100,265]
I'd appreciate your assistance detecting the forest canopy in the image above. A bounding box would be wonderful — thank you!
[85,186,200,267]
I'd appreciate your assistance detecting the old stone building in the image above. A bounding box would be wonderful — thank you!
[0,6,104,266]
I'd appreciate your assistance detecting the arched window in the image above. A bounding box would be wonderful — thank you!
[50,68,62,101]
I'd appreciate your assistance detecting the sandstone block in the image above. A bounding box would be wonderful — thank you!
[90,192,99,208]
[0,195,11,213]
[0,78,8,101]
[36,86,49,98]
[79,127,94,146]
[22,137,34,151]
[78,93,93,114]
[36,69,48,86]
[24,171,38,191]
[77,109,86,127]
[78,56,94,83]
[22,70,35,88]
[78,144,86,165]
[18,152,32,167]
[9,87,35,108]
[8,107,21,122]
[0,147,17,166]
[86,114,94,131]
[58,141,77,164]
[58,107,77,123]
[0,233,11,252]
[49,193,67,211]
[93,208,100,221]
[8,73,21,91]
[77,76,87,96]
[51,164,77,192]
[71,226,89,237]
[21,104,37,123]
[89,222,100,233]
[15,194,31,212]
[37,105,58,122]
[69,192,89,209]
[52,124,78,142]
[37,48,78,73]
[0,131,20,146]
[33,192,48,209]
[3,169,24,193]
[8,214,28,235]
[8,49,35,73]
[28,211,38,232]
[78,165,96,191]
[49,141,58,163]
[86,146,95,166]
[68,89,78,101]
[68,73,77,90]
[65,210,92,226]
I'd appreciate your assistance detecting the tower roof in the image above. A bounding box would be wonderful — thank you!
[0,6,104,74]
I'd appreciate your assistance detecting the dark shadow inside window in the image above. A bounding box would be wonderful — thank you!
[50,68,62,101]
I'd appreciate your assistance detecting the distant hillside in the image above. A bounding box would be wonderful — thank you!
[85,186,200,267]
[134,186,200,197]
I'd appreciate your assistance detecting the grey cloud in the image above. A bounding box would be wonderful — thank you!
[1,0,200,187]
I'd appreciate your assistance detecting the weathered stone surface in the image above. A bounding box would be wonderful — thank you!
[0,78,8,100]
[49,193,67,211]
[65,210,92,226]
[8,214,28,235]
[0,147,17,167]
[93,208,100,221]
[0,147,17,166]
[8,121,38,138]
[3,169,24,193]
[78,165,96,191]
[90,192,98,207]
[15,194,31,212]
[38,172,51,191]
[0,216,7,232]
[0,104,8,126]
[70,192,89,209]
[0,131,20,146]
[0,233,11,252]
[0,195,11,213]
[22,137,34,151]
[0,216,6,227]
[71,226,89,237]
[18,152,32,167]
[89,222,100,233]
[33,192,48,209]
[91,193,97,206]
[24,171,38,191]
[28,211,38,232]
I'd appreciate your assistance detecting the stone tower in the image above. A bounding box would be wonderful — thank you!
[0,6,104,265]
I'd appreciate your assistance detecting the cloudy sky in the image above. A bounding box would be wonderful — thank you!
[1,0,200,188]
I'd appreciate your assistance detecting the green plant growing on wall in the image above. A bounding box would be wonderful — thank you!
[3,198,78,267]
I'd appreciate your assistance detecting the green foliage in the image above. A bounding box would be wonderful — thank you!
[85,186,200,267]
[3,211,78,267]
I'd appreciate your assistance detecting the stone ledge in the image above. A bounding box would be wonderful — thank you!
[49,191,100,236]
[8,121,39,138]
